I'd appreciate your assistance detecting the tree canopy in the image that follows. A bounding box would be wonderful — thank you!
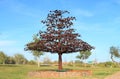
[14,53,27,64]
[26,10,93,53]
[30,34,44,67]
[31,34,44,58]
[0,51,7,64]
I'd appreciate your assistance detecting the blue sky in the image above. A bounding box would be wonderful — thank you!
[0,0,120,62]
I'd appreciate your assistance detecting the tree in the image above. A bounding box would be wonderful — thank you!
[0,51,7,64]
[31,35,44,67]
[25,10,94,70]
[76,50,92,61]
[43,55,51,64]
[76,50,92,67]
[14,53,27,64]
[110,46,120,63]
[5,56,15,64]
[28,60,36,65]
[32,50,43,67]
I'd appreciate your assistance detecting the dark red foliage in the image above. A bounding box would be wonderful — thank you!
[26,10,93,53]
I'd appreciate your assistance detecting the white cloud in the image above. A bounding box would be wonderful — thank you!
[0,33,9,39]
[0,0,41,18]
[113,17,120,24]
[112,0,120,5]
[0,40,16,46]
[72,9,94,17]
[73,21,116,35]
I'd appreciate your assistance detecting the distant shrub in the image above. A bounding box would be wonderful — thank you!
[27,60,36,65]
[75,60,83,64]
[97,61,120,68]
[5,56,15,64]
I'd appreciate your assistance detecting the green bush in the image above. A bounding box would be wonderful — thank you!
[97,61,120,68]
[27,60,36,65]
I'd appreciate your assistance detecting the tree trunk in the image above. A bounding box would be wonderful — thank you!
[111,54,116,63]
[111,54,119,64]
[3,61,5,64]
[58,53,62,70]
[37,57,40,67]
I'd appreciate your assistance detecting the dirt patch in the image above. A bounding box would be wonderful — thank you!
[104,71,120,79]
[28,70,92,78]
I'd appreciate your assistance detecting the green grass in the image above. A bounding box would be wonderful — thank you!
[0,64,120,79]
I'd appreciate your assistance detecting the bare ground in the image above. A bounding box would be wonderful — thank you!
[28,70,120,79]
[104,71,120,79]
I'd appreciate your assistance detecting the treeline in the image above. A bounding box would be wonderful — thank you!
[0,51,28,64]
[1,46,120,66]
[0,51,54,65]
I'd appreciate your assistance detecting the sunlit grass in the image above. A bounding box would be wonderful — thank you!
[0,64,120,79]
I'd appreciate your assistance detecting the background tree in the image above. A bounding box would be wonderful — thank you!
[43,55,51,64]
[14,53,27,64]
[25,10,94,70]
[76,50,92,67]
[31,35,44,67]
[110,46,120,63]
[5,56,15,64]
[0,51,7,64]
[76,50,92,62]
[27,60,36,65]
[32,51,43,67]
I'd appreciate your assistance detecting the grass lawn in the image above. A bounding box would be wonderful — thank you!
[0,64,120,79]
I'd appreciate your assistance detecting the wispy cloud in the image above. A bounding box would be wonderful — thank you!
[0,0,42,18]
[112,0,120,5]
[93,1,114,15]
[0,32,10,40]
[113,17,120,24]
[74,21,115,34]
[72,9,94,17]
[0,40,16,47]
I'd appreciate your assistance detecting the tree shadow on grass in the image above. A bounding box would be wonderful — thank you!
[95,72,111,76]
[36,68,72,72]
[0,64,19,67]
